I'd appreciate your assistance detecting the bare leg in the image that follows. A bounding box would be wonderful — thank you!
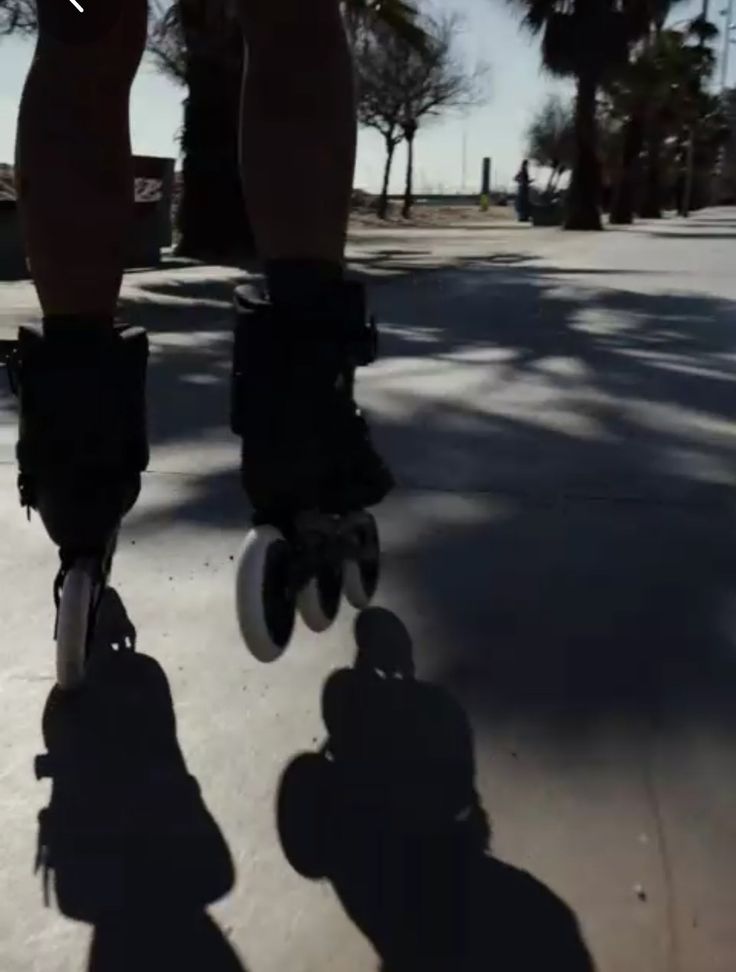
[237,0,355,267]
[230,0,392,524]
[229,2,391,661]
[11,2,150,636]
[15,0,147,318]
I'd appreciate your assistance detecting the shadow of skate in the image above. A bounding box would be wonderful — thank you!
[34,589,249,972]
[277,607,595,972]
[88,587,138,656]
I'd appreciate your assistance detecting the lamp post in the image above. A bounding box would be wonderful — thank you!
[720,1,736,90]
[683,0,711,216]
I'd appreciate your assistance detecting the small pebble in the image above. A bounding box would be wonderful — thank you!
[634,884,647,902]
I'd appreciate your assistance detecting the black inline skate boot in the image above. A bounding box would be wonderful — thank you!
[8,322,149,690]
[231,280,393,662]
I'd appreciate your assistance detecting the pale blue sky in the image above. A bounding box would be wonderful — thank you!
[0,0,713,192]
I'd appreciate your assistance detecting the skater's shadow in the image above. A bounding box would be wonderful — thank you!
[34,589,249,972]
[277,608,595,972]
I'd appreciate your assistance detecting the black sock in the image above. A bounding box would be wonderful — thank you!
[265,259,343,307]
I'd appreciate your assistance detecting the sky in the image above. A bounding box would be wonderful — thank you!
[0,0,715,193]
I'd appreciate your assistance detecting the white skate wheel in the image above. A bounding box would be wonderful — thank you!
[236,525,296,662]
[344,514,380,610]
[56,562,94,691]
[297,565,342,633]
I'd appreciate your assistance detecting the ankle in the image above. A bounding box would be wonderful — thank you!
[42,314,116,339]
[265,259,343,308]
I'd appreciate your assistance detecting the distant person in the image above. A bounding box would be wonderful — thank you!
[515,160,532,223]
[674,166,687,216]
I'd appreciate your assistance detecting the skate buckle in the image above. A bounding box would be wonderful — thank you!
[351,315,378,368]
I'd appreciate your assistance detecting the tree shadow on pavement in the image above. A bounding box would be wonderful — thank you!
[114,257,736,733]
[34,589,248,972]
[645,230,736,240]
[7,247,735,964]
[118,255,736,537]
[277,607,596,972]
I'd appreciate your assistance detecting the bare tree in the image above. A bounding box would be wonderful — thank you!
[354,23,411,218]
[344,0,423,47]
[0,1,36,35]
[148,1,187,87]
[527,95,575,201]
[356,10,485,220]
[400,13,485,218]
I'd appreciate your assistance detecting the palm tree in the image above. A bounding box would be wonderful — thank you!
[606,18,718,222]
[515,0,677,230]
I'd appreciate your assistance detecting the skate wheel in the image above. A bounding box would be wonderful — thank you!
[56,562,94,691]
[344,514,380,610]
[236,526,296,662]
[297,563,342,633]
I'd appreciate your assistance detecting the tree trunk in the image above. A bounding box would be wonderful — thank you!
[565,71,602,231]
[177,18,255,260]
[402,134,415,219]
[544,167,557,201]
[639,125,664,219]
[377,137,396,220]
[610,115,644,225]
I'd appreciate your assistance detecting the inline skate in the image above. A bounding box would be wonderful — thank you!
[6,322,148,690]
[231,280,393,662]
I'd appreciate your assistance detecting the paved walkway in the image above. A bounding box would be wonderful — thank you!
[0,211,735,972]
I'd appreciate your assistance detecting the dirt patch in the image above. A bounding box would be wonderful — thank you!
[350,204,514,230]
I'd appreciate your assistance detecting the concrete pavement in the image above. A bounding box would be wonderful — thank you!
[1,211,735,971]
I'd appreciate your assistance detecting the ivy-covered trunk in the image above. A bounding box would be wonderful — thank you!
[610,114,644,225]
[566,70,602,230]
[638,124,664,219]
[177,8,255,259]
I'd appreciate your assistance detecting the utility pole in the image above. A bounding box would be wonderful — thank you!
[480,156,491,211]
[461,130,467,193]
[684,0,711,216]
